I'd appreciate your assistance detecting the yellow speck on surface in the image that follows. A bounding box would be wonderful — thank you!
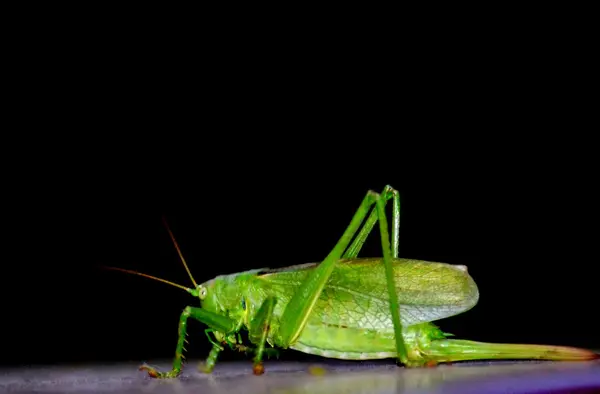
[308,365,327,376]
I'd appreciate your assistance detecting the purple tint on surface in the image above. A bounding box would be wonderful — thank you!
[435,363,600,394]
[0,358,599,393]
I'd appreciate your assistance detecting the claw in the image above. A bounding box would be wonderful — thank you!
[253,362,265,375]
[139,363,180,379]
[139,363,158,378]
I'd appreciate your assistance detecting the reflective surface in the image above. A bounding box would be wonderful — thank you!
[1,358,599,393]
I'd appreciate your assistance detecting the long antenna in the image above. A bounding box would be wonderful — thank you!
[162,216,198,289]
[102,266,194,293]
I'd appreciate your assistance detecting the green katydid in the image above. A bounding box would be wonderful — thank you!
[106,185,598,378]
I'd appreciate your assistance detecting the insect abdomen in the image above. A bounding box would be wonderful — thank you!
[291,323,398,360]
[290,322,447,361]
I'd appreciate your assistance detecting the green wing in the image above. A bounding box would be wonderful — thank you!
[258,258,479,329]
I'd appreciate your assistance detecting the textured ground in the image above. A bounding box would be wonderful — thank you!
[1,358,599,394]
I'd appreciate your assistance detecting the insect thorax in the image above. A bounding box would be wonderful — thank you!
[202,270,262,321]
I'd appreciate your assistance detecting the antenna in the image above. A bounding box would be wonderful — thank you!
[162,216,198,288]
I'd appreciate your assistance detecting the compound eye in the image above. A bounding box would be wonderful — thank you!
[199,286,208,299]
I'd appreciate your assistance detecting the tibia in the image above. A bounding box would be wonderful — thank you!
[422,339,599,362]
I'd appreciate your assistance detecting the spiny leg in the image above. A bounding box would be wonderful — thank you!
[199,343,222,374]
[341,186,406,362]
[248,296,277,375]
[196,329,226,373]
[374,193,407,364]
[341,187,407,363]
[275,190,377,347]
[343,185,400,259]
[141,306,238,378]
[276,186,409,365]
[139,307,193,378]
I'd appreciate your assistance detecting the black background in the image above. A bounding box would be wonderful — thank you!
[5,160,598,368]
[3,12,597,376]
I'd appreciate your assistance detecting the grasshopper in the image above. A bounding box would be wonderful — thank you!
[107,185,598,377]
